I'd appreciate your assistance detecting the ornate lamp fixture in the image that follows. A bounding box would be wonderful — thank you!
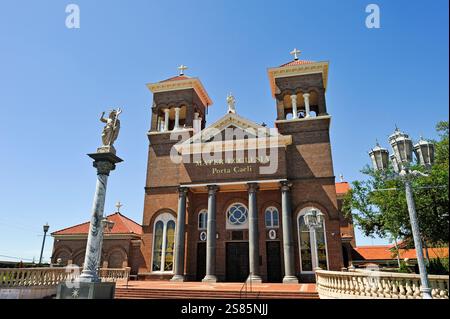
[369,127,435,299]
[369,142,389,171]
[414,137,435,168]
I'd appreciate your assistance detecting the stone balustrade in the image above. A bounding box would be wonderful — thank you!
[0,267,130,299]
[316,269,449,299]
[98,267,131,282]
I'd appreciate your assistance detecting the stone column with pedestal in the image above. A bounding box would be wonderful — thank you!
[290,94,298,119]
[303,93,311,118]
[247,183,262,283]
[281,181,298,283]
[57,109,123,299]
[174,107,181,130]
[171,187,188,282]
[203,185,218,282]
[164,108,170,132]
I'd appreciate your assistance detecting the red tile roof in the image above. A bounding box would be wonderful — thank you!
[52,212,142,236]
[279,59,315,67]
[160,75,190,83]
[352,245,449,261]
[336,182,350,196]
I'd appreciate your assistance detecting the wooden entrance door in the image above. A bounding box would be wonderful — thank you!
[196,242,206,281]
[266,241,282,282]
[226,242,249,282]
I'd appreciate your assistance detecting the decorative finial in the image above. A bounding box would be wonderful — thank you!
[339,174,345,182]
[178,64,188,76]
[290,48,301,61]
[115,201,123,213]
[226,93,236,114]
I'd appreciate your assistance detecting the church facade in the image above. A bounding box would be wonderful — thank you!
[138,51,354,283]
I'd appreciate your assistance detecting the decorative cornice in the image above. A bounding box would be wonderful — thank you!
[267,61,329,97]
[146,77,213,107]
[175,135,292,155]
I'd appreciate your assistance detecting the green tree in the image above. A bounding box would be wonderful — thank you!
[343,121,449,247]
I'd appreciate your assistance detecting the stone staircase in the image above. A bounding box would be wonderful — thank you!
[115,287,319,299]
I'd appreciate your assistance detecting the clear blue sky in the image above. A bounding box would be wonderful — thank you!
[0,1,448,263]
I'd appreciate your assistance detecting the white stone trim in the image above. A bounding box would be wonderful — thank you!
[146,77,213,107]
[267,61,329,97]
[181,178,287,189]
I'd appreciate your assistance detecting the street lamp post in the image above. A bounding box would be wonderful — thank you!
[38,223,50,266]
[369,128,435,299]
[303,210,324,271]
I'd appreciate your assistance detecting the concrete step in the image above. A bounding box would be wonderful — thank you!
[115,288,319,299]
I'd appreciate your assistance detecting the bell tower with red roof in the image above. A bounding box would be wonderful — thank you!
[266,50,335,183]
[267,49,329,120]
[146,65,213,133]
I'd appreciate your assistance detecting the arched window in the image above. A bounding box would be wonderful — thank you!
[152,213,176,272]
[297,207,328,273]
[198,209,208,230]
[226,203,248,229]
[265,207,279,228]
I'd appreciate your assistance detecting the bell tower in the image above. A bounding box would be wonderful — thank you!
[268,49,329,121]
[147,65,213,134]
[145,67,213,190]
[267,48,337,202]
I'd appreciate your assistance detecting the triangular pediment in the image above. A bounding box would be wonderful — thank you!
[189,113,275,144]
[175,113,292,154]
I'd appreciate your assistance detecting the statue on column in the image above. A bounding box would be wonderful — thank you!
[98,108,122,154]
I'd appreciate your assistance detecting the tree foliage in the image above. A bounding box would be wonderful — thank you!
[343,121,449,246]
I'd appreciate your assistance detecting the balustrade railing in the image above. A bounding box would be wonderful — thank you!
[0,267,130,288]
[316,269,449,299]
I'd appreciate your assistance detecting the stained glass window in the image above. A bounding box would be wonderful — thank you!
[164,220,175,271]
[298,208,328,272]
[151,214,176,272]
[299,217,313,271]
[226,203,248,229]
[152,221,164,271]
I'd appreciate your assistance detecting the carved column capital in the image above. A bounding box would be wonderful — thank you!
[178,186,189,197]
[247,182,259,193]
[280,181,292,192]
[207,185,219,195]
[93,161,116,176]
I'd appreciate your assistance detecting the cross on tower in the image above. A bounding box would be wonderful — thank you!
[115,201,123,213]
[290,48,301,61]
[178,64,188,75]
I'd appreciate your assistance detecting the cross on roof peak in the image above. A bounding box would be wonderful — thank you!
[178,64,188,76]
[290,48,301,61]
[115,201,123,212]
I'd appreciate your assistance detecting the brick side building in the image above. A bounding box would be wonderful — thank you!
[51,212,144,275]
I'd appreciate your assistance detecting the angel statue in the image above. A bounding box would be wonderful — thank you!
[99,108,122,152]
[227,93,236,114]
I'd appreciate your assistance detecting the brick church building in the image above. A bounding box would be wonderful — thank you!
[52,51,357,283]
[139,51,354,283]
